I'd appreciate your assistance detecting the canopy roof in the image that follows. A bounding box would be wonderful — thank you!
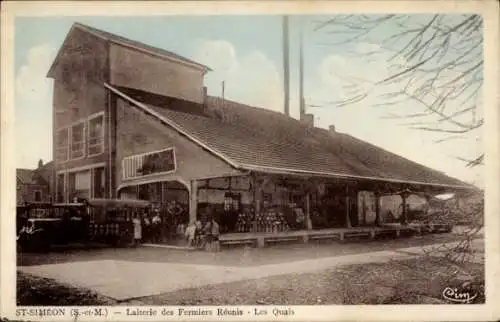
[106,84,476,193]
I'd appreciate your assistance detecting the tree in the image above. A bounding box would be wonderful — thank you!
[313,14,485,303]
[313,14,483,167]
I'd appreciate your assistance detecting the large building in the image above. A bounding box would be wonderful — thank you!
[47,22,475,243]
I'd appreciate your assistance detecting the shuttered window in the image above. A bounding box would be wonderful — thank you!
[88,113,104,156]
[122,148,176,180]
[56,128,70,162]
[71,122,85,159]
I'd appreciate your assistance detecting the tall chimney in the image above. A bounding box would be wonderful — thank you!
[299,23,305,119]
[282,15,290,117]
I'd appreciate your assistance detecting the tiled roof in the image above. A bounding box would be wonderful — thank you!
[17,169,34,184]
[36,161,54,184]
[17,163,52,186]
[110,85,473,190]
[74,23,210,71]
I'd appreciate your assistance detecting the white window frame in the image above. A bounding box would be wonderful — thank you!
[87,112,105,157]
[122,147,177,180]
[70,121,86,160]
[56,127,70,163]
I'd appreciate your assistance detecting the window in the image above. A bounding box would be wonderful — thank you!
[33,190,42,202]
[71,122,85,159]
[69,170,91,200]
[123,148,176,180]
[88,114,104,156]
[56,128,70,162]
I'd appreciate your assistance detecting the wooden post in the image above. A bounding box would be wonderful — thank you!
[305,191,312,230]
[189,180,198,223]
[375,191,381,227]
[362,193,367,226]
[345,185,352,228]
[400,191,408,226]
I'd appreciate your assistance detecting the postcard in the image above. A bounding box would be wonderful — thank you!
[1,1,499,321]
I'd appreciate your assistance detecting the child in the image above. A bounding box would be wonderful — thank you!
[184,221,196,248]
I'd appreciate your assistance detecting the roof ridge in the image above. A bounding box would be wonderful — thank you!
[207,95,302,123]
[72,22,211,71]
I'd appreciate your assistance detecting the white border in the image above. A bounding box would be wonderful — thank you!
[2,1,499,322]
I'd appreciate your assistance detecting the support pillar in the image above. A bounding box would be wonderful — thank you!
[345,185,352,228]
[375,191,381,227]
[305,192,312,230]
[400,191,409,226]
[189,180,198,223]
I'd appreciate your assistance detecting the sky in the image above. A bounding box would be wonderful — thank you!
[14,15,483,187]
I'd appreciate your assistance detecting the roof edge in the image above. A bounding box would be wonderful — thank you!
[47,23,212,79]
[74,23,211,73]
[240,164,476,191]
[104,83,240,169]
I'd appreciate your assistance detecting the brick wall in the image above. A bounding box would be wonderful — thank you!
[17,176,51,205]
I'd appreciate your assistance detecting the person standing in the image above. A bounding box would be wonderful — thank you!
[210,217,220,252]
[132,214,142,246]
[194,219,203,248]
[152,209,162,243]
[203,216,220,252]
[184,221,197,248]
[143,214,151,242]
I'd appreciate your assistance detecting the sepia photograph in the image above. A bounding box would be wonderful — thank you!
[1,1,499,321]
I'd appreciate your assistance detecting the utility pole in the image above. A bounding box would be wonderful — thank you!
[299,19,305,119]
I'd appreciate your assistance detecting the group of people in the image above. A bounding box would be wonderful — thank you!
[131,208,221,252]
[132,209,162,245]
[184,216,220,252]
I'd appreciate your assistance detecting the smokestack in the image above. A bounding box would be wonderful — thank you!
[298,18,313,127]
[282,15,290,117]
[299,23,305,119]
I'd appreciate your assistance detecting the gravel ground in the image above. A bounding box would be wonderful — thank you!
[18,233,464,267]
[124,257,484,305]
[17,272,116,306]
[17,257,484,305]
